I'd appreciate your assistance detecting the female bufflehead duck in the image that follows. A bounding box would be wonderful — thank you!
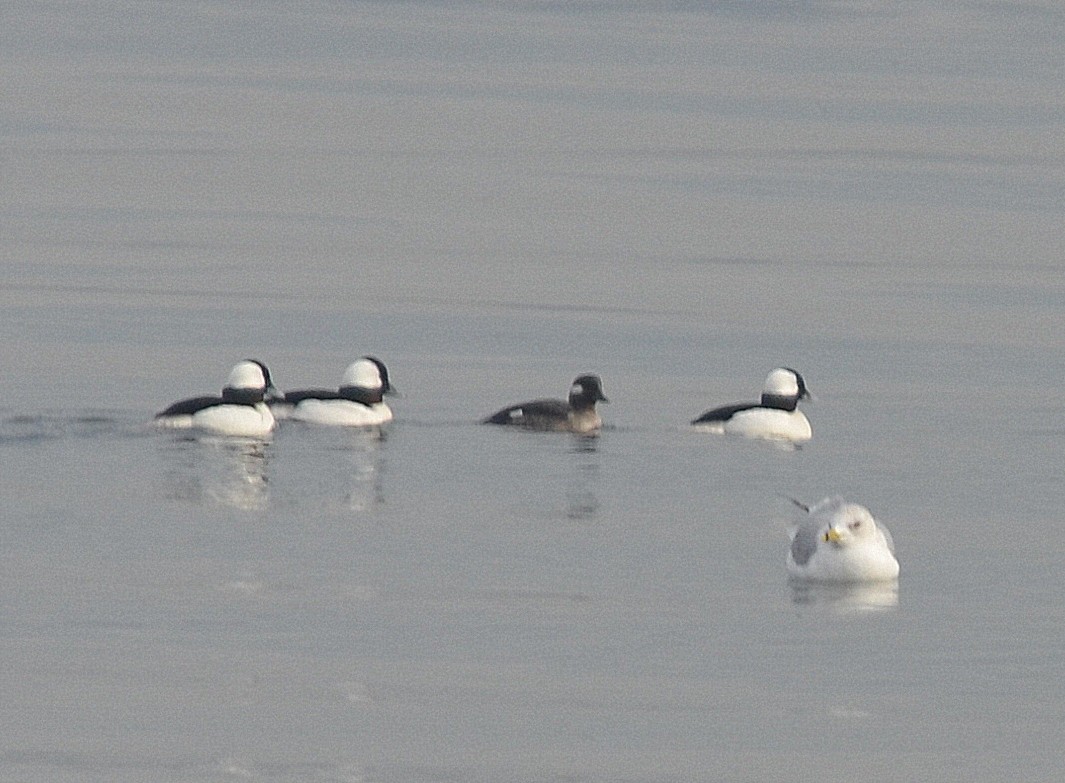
[274,356,396,427]
[787,496,900,583]
[155,360,279,437]
[692,367,812,443]
[483,374,608,434]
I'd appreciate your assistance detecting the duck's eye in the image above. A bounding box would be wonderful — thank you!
[849,521,862,530]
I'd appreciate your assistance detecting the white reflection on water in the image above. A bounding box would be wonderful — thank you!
[158,433,271,511]
[337,427,387,512]
[789,579,899,613]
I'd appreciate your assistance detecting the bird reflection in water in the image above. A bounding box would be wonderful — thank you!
[566,435,601,522]
[161,433,271,511]
[789,580,899,613]
[341,427,387,512]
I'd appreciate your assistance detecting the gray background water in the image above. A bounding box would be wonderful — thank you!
[2,2,1064,781]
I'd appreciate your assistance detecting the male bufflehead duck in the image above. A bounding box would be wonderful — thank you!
[692,367,812,443]
[155,360,279,437]
[786,496,900,583]
[273,356,396,427]
[483,374,608,434]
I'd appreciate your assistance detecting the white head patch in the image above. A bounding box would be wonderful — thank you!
[763,368,799,397]
[342,358,382,389]
[226,360,266,390]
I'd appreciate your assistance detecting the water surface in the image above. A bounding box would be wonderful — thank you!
[2,2,1065,781]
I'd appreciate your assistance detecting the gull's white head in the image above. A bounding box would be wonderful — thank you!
[820,501,881,548]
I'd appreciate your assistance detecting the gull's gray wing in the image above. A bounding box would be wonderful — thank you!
[789,514,822,566]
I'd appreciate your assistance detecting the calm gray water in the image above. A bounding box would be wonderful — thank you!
[3,2,1065,781]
